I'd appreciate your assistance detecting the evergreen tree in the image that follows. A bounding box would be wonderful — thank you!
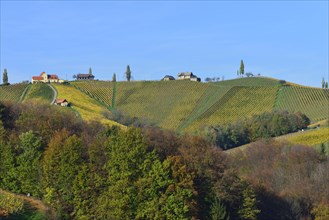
[325,81,328,89]
[240,60,244,77]
[112,73,116,82]
[210,198,230,220]
[89,67,92,75]
[125,65,131,81]
[238,185,260,220]
[3,68,8,85]
[322,77,325,88]
[16,131,42,197]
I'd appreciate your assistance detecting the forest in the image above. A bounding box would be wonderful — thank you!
[0,101,328,219]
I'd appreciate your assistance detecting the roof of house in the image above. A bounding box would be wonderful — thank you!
[164,75,175,79]
[178,72,194,77]
[55,99,68,104]
[77,73,94,78]
[49,74,59,79]
[32,76,44,80]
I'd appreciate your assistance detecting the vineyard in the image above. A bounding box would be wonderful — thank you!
[0,83,29,103]
[284,127,329,147]
[71,81,115,108]
[185,86,279,132]
[214,76,281,87]
[52,83,122,127]
[66,78,329,132]
[22,83,54,103]
[275,86,329,122]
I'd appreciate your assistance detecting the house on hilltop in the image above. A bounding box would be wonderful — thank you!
[162,75,175,81]
[177,72,201,82]
[76,73,95,80]
[32,72,63,84]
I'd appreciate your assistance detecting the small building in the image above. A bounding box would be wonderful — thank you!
[162,75,175,81]
[77,73,95,80]
[32,72,62,84]
[54,99,69,107]
[177,72,201,82]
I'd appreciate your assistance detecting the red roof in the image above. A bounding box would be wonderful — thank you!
[55,99,68,104]
[49,75,59,79]
[32,76,44,80]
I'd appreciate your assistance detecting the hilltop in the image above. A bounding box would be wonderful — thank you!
[1,77,328,133]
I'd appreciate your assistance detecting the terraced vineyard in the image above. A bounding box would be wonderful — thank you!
[71,81,115,108]
[275,86,329,122]
[52,83,123,127]
[116,80,210,130]
[23,83,54,103]
[0,83,29,103]
[283,127,329,147]
[214,76,281,87]
[185,86,279,132]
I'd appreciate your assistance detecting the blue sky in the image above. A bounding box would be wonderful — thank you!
[0,1,328,87]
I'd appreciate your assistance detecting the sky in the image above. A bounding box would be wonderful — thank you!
[0,1,328,87]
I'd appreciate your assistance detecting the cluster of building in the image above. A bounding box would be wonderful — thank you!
[31,71,200,84]
[31,72,95,84]
[162,72,201,82]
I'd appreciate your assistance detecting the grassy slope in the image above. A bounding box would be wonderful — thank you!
[23,84,54,103]
[52,83,123,127]
[68,77,328,133]
[0,83,30,103]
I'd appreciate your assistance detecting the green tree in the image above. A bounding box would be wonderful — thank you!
[112,73,116,82]
[322,77,325,88]
[210,198,230,220]
[240,60,244,77]
[3,68,8,85]
[89,67,92,75]
[238,185,260,220]
[16,131,42,197]
[325,81,328,89]
[125,65,131,81]
[0,142,19,192]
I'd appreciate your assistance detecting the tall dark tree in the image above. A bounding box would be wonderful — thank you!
[125,65,131,82]
[240,60,244,77]
[3,68,8,85]
[322,77,325,88]
[89,67,92,75]
[325,82,328,89]
[112,73,116,82]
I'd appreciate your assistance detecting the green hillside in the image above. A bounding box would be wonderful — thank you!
[22,84,54,103]
[69,77,328,133]
[0,83,29,103]
[2,77,328,133]
[275,86,329,122]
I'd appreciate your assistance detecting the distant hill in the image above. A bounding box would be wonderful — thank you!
[1,77,328,133]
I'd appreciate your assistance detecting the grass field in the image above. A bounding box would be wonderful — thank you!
[52,83,123,127]
[22,84,54,103]
[213,76,281,87]
[0,83,29,103]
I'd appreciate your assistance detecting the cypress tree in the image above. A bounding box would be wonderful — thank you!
[3,68,8,85]
[240,60,244,77]
[112,73,116,82]
[89,67,92,75]
[125,65,131,82]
